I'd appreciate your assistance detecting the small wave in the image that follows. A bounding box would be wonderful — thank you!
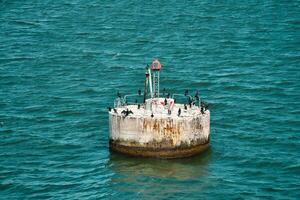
[10,20,40,27]
[283,164,300,172]
[79,88,98,95]
[55,110,84,116]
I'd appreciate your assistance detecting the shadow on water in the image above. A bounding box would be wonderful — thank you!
[107,147,213,180]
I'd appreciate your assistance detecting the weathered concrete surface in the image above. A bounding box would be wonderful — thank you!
[109,139,209,158]
[108,101,210,158]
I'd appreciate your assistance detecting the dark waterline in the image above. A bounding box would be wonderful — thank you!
[0,0,299,199]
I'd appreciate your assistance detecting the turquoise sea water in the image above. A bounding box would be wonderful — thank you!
[1,1,299,199]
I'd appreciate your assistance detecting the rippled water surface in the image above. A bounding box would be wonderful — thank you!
[1,0,299,199]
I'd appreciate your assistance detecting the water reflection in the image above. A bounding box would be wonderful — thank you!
[107,148,212,198]
[108,148,212,180]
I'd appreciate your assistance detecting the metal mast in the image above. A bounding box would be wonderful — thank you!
[143,66,149,103]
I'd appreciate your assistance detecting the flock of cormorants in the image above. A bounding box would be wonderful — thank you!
[109,90,209,117]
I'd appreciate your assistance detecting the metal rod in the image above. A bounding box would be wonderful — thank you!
[144,68,149,103]
[148,68,153,98]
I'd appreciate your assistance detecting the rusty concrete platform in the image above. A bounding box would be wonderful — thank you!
[108,98,210,158]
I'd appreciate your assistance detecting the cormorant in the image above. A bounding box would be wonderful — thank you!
[201,106,205,114]
[121,108,133,117]
[184,90,189,96]
[200,101,206,114]
[178,108,181,116]
[188,96,192,108]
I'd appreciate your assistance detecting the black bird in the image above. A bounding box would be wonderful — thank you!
[137,104,140,109]
[151,113,154,118]
[200,101,209,114]
[108,107,112,112]
[113,108,118,113]
[138,89,141,95]
[184,104,187,110]
[195,91,200,101]
[202,101,209,111]
[201,106,205,114]
[184,90,189,96]
[188,96,192,108]
[205,103,209,111]
[178,108,181,116]
[164,98,167,105]
[121,109,132,117]
[125,108,130,116]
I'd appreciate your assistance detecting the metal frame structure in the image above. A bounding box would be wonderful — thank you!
[114,60,201,108]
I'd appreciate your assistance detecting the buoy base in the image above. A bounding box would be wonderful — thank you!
[109,140,209,159]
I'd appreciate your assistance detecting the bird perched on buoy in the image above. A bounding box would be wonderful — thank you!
[178,108,181,116]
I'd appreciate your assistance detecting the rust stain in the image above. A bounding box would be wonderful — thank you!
[142,118,185,146]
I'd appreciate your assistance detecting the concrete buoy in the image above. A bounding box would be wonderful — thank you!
[108,60,210,158]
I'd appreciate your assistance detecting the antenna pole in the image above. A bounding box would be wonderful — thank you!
[148,67,153,98]
[144,67,149,103]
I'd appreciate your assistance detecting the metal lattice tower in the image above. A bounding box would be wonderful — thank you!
[152,70,159,98]
[150,59,161,98]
